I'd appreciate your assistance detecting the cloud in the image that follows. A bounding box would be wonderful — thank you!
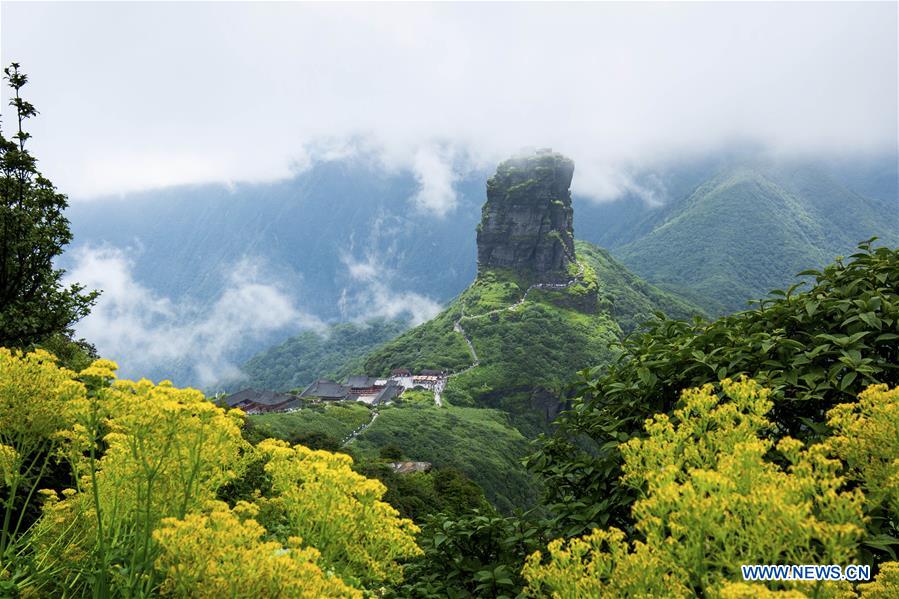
[1,2,895,205]
[338,252,442,326]
[571,163,668,206]
[410,145,460,216]
[64,246,323,387]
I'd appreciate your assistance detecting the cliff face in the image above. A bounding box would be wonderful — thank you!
[476,150,575,282]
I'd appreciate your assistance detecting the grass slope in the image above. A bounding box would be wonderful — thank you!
[355,241,702,510]
[365,240,700,405]
[248,401,372,442]
[350,404,537,513]
[616,166,899,314]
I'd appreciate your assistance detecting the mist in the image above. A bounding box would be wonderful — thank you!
[1,1,895,210]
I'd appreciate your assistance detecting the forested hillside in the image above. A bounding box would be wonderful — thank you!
[602,162,899,314]
[224,319,407,393]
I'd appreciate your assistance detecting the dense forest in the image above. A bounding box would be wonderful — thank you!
[2,65,898,599]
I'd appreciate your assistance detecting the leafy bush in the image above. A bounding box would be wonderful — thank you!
[353,463,492,523]
[396,509,544,598]
[522,379,883,598]
[528,242,899,539]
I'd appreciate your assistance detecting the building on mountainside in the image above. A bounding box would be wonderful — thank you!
[369,381,403,405]
[411,375,441,390]
[347,375,380,394]
[419,369,445,377]
[298,369,447,404]
[351,377,404,405]
[298,379,351,402]
[299,376,405,406]
[222,389,300,414]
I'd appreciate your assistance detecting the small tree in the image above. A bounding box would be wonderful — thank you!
[0,63,97,348]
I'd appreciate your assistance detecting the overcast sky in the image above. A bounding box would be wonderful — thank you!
[1,1,897,206]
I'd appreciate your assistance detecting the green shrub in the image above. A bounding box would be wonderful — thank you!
[528,241,899,550]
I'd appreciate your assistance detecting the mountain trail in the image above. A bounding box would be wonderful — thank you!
[341,410,379,446]
[449,259,585,379]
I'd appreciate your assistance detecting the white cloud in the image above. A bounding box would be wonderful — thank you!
[0,2,893,206]
[338,252,442,326]
[64,246,323,386]
[571,163,668,206]
[410,145,460,216]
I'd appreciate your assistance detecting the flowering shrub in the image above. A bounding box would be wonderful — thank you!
[25,361,250,595]
[0,350,421,597]
[0,348,85,558]
[153,500,360,598]
[522,378,868,598]
[826,384,899,519]
[857,561,899,598]
[256,439,422,586]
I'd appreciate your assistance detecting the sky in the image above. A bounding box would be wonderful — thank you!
[1,1,897,213]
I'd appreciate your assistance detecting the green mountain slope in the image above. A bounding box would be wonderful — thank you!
[614,166,899,314]
[349,404,536,513]
[365,240,699,403]
[235,153,706,513]
[353,240,702,509]
[226,319,408,392]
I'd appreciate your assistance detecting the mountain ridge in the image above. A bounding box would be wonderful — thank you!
[614,164,899,314]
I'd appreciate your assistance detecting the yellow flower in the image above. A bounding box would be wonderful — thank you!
[153,503,361,598]
[256,438,422,585]
[523,379,867,598]
[0,443,19,486]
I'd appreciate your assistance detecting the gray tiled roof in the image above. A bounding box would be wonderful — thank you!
[347,375,376,389]
[373,382,402,405]
[299,380,351,400]
[223,389,295,407]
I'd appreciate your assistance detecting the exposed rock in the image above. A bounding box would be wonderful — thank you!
[388,461,433,474]
[477,149,576,282]
[529,387,565,424]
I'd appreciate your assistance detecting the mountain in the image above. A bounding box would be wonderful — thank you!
[577,155,898,315]
[340,152,702,509]
[611,164,899,314]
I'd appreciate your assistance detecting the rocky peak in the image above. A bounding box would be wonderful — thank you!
[476,149,576,281]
